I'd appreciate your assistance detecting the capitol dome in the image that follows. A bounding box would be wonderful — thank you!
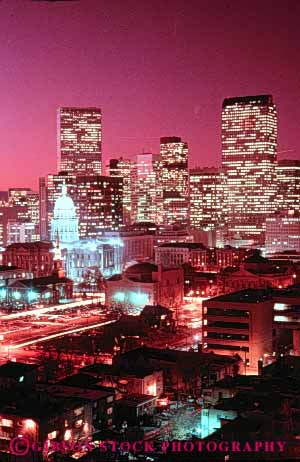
[53,185,77,220]
[51,184,79,244]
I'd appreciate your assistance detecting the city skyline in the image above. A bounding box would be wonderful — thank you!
[0,0,300,189]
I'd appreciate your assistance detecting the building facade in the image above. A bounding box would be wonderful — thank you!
[160,137,189,226]
[2,242,54,277]
[189,167,226,230]
[265,210,300,255]
[221,95,277,245]
[130,153,161,224]
[109,158,132,225]
[106,263,184,310]
[58,107,102,175]
[276,159,300,212]
[203,290,274,375]
[155,242,209,270]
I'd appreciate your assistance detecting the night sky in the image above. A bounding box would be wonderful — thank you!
[0,0,299,189]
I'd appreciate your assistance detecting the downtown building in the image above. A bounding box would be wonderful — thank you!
[221,95,277,246]
[58,107,102,175]
[109,157,132,225]
[276,159,300,212]
[130,152,161,224]
[265,210,300,255]
[189,167,226,231]
[159,137,189,226]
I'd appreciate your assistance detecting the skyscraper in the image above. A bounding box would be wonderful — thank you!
[160,137,189,226]
[221,95,277,244]
[109,158,132,225]
[276,159,300,212]
[74,175,123,237]
[58,107,102,175]
[130,152,161,224]
[189,167,226,231]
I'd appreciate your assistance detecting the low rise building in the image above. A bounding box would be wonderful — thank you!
[114,394,157,427]
[2,241,54,277]
[80,363,163,398]
[7,273,73,306]
[155,242,209,270]
[106,262,184,310]
[115,346,241,396]
[203,289,274,374]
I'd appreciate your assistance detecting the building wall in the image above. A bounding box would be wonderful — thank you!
[203,296,274,374]
[221,95,277,243]
[265,212,300,254]
[58,107,102,175]
[160,137,189,226]
[3,243,54,277]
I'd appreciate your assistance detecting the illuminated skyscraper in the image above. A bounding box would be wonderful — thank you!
[276,159,300,212]
[221,95,277,244]
[131,152,161,224]
[189,167,226,230]
[74,175,123,237]
[109,158,132,225]
[58,107,102,175]
[160,137,189,225]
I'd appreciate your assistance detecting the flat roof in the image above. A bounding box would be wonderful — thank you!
[205,289,273,304]
[115,394,156,407]
[0,361,38,378]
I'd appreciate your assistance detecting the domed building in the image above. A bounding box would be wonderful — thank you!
[50,185,123,286]
[51,184,79,244]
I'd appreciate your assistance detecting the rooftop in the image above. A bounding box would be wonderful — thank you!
[81,362,157,379]
[115,394,156,407]
[11,274,72,288]
[0,361,38,378]
[38,384,113,401]
[222,94,273,107]
[158,242,207,250]
[5,241,53,251]
[115,346,240,371]
[205,289,273,304]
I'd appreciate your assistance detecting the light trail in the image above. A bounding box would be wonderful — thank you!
[0,298,99,321]
[6,319,116,350]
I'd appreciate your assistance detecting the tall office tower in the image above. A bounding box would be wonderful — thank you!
[130,153,161,224]
[160,137,189,225]
[109,158,132,225]
[221,95,277,245]
[189,167,226,230]
[58,107,102,175]
[276,159,300,212]
[74,175,123,237]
